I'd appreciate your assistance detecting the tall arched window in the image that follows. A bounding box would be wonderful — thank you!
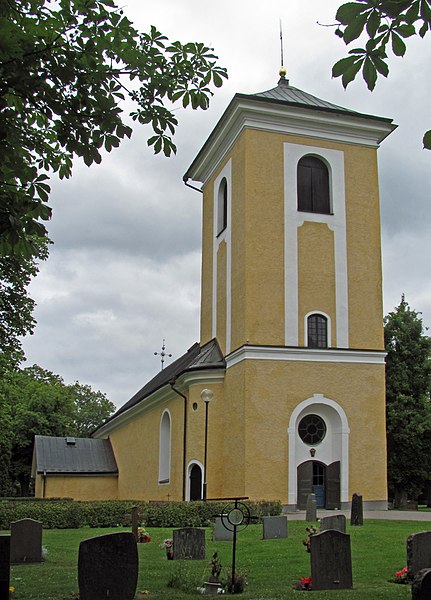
[297,156,330,214]
[307,314,328,348]
[217,177,228,235]
[159,410,171,483]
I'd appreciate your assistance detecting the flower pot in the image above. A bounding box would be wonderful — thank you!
[204,581,221,595]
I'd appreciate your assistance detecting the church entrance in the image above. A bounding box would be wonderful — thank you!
[297,460,340,509]
[189,464,203,501]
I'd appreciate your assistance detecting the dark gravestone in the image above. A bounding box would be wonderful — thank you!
[173,527,205,560]
[10,518,42,563]
[0,535,10,600]
[131,506,139,542]
[350,493,363,526]
[305,493,317,522]
[407,531,431,581]
[262,515,288,539]
[213,517,233,542]
[320,514,346,533]
[310,530,353,590]
[78,532,138,600]
[412,568,431,600]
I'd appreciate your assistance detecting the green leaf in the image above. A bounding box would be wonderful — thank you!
[336,2,369,25]
[396,24,417,38]
[371,54,389,77]
[366,10,381,38]
[423,129,431,149]
[343,12,369,43]
[342,57,363,87]
[391,32,406,56]
[332,55,360,78]
[362,56,378,90]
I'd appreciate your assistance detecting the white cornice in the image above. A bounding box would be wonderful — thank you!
[93,369,225,438]
[226,345,386,369]
[187,98,396,186]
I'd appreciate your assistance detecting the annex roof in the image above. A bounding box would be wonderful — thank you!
[95,338,225,431]
[33,435,118,475]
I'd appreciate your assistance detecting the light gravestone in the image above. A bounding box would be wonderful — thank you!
[78,532,138,600]
[412,568,431,600]
[173,527,205,560]
[305,494,317,522]
[350,493,363,526]
[262,516,288,540]
[320,514,346,534]
[0,535,11,600]
[10,518,42,563]
[407,531,431,581]
[213,517,233,542]
[310,530,353,591]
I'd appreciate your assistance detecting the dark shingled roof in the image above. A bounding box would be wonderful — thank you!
[33,435,118,474]
[99,338,225,426]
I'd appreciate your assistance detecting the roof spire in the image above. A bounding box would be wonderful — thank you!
[279,19,289,85]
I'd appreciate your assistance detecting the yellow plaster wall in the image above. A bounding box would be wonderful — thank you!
[216,241,227,354]
[106,395,185,501]
[225,358,386,503]
[200,186,214,345]
[298,222,336,346]
[36,475,118,500]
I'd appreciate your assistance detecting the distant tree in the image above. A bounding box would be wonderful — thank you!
[1,0,227,259]
[384,296,431,508]
[0,364,115,495]
[332,0,431,148]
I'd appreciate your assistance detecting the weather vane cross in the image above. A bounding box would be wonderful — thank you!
[154,339,172,371]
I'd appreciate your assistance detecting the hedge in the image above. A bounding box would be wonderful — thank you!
[0,499,282,529]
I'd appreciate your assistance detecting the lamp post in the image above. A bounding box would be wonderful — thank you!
[200,388,214,501]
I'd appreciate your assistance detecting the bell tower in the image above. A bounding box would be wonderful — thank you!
[184,72,396,509]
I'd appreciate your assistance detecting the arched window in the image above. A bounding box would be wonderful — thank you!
[158,411,171,483]
[307,314,328,348]
[297,156,330,214]
[217,177,228,235]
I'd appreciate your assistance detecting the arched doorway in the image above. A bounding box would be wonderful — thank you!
[189,464,203,501]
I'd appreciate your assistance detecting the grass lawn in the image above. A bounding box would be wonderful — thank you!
[6,519,431,599]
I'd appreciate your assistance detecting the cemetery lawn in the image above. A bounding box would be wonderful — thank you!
[6,519,431,599]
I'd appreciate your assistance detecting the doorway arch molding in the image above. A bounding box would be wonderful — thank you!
[186,460,204,501]
[288,393,350,507]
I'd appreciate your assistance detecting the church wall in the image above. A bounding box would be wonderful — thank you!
[37,474,118,500]
[297,222,336,346]
[216,240,227,352]
[225,358,386,504]
[106,395,185,501]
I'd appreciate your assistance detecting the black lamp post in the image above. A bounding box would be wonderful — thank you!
[201,388,214,501]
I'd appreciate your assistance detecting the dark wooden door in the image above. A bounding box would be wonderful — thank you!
[189,464,202,501]
[312,462,326,508]
[297,461,313,509]
[325,461,341,509]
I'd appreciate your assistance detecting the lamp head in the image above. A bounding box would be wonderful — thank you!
[200,388,214,403]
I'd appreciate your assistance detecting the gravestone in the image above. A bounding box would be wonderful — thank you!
[305,493,317,522]
[213,517,233,541]
[310,530,353,590]
[407,531,431,580]
[320,514,346,533]
[131,506,140,542]
[173,527,205,560]
[0,535,11,600]
[78,532,138,600]
[412,568,431,600]
[10,518,42,563]
[350,493,363,526]
[262,515,288,540]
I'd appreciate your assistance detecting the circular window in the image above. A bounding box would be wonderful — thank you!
[298,414,326,445]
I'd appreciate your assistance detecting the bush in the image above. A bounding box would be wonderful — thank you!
[0,498,282,529]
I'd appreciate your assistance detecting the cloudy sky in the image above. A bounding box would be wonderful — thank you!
[22,0,431,407]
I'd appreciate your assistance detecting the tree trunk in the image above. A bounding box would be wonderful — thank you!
[394,488,408,509]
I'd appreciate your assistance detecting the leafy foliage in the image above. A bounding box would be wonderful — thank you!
[332,0,431,148]
[0,365,115,495]
[0,0,227,258]
[384,296,431,506]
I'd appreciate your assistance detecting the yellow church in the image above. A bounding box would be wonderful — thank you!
[33,71,396,510]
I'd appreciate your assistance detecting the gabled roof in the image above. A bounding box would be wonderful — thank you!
[96,338,225,430]
[33,436,118,475]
